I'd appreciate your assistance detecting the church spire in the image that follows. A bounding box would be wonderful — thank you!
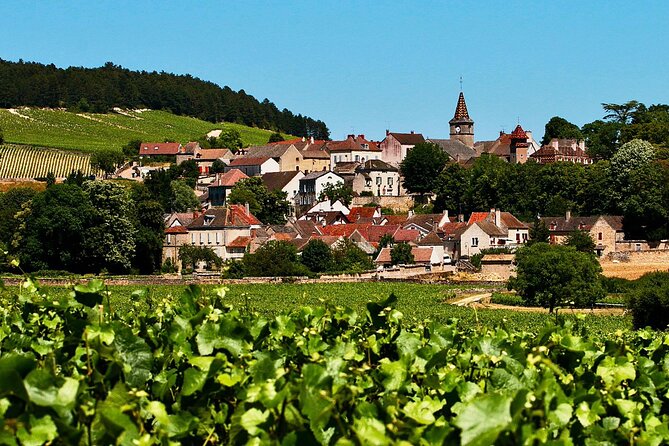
[452,91,472,122]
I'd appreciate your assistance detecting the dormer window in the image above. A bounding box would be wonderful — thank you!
[204,215,215,226]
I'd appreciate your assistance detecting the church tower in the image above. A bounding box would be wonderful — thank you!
[449,92,475,147]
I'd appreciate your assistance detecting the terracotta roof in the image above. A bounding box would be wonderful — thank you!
[309,235,342,247]
[188,205,261,228]
[467,212,490,225]
[510,125,527,139]
[440,222,467,237]
[228,236,252,248]
[261,171,301,192]
[326,135,382,153]
[384,215,408,225]
[348,207,377,221]
[293,220,322,237]
[209,169,248,187]
[467,210,528,229]
[165,225,188,234]
[449,92,473,123]
[271,232,296,241]
[388,132,425,145]
[183,142,201,153]
[392,228,421,243]
[196,148,232,161]
[140,142,182,156]
[375,247,433,264]
[228,157,272,166]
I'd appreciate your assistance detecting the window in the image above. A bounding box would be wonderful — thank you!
[598,232,603,240]
[191,233,196,245]
[387,177,393,185]
[216,232,220,244]
[355,155,360,162]
[522,233,528,241]
[376,177,382,185]
[167,234,172,244]
[516,233,520,242]
[472,237,479,247]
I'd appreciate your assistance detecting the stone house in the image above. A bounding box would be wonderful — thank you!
[530,139,593,165]
[379,131,425,166]
[177,147,235,174]
[328,134,383,168]
[352,159,402,197]
[225,157,280,176]
[297,171,345,208]
[539,212,624,257]
[242,144,304,172]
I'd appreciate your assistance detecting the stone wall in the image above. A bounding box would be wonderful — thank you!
[351,195,414,213]
[605,249,669,263]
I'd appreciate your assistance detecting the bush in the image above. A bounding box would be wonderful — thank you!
[601,276,634,294]
[301,239,333,273]
[628,272,669,330]
[161,258,178,274]
[243,241,312,277]
[490,292,525,306]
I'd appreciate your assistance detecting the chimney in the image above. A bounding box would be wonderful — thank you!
[302,136,306,142]
[386,129,390,136]
[310,136,315,144]
[458,214,464,223]
[358,134,365,140]
[245,202,250,215]
[410,130,415,134]
[408,210,414,218]
[495,209,501,227]
[565,210,571,222]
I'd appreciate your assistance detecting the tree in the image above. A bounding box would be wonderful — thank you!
[170,180,199,212]
[242,241,310,277]
[319,182,353,207]
[433,162,468,213]
[82,181,136,273]
[179,245,222,271]
[268,132,285,143]
[527,219,550,245]
[390,242,414,265]
[122,139,142,158]
[45,171,56,188]
[627,272,669,330]
[332,239,374,272]
[541,116,583,145]
[508,243,605,312]
[228,177,290,224]
[90,149,125,177]
[564,230,596,253]
[301,239,333,273]
[210,159,227,174]
[0,187,37,247]
[581,120,621,159]
[0,126,4,144]
[218,129,244,153]
[602,100,640,125]
[400,142,449,197]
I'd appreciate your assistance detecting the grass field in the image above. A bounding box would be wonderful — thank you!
[5,281,632,333]
[0,144,100,179]
[0,107,292,153]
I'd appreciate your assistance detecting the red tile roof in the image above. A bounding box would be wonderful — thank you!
[197,148,232,161]
[392,228,421,243]
[467,212,492,225]
[210,169,248,187]
[348,206,377,221]
[188,204,261,228]
[375,247,433,264]
[140,142,182,156]
[165,225,188,234]
[228,236,251,248]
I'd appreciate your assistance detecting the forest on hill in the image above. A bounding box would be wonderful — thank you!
[0,59,329,139]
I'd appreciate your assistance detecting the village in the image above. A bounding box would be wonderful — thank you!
[107,91,665,280]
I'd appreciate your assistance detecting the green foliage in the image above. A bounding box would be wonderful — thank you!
[318,182,353,207]
[564,230,596,253]
[541,116,583,145]
[210,158,227,174]
[178,245,222,271]
[161,257,178,274]
[0,187,37,248]
[0,279,663,444]
[122,139,142,157]
[228,177,290,224]
[216,128,244,153]
[268,132,284,143]
[490,292,525,306]
[390,242,414,265]
[400,142,449,195]
[528,219,550,245]
[0,125,3,144]
[509,243,605,312]
[242,240,311,277]
[470,247,514,270]
[627,272,669,329]
[301,239,333,273]
[433,162,468,213]
[90,149,125,176]
[331,239,374,272]
[169,180,199,212]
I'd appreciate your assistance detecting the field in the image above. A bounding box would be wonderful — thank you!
[0,144,100,179]
[601,261,669,280]
[0,279,663,444]
[0,107,292,153]
[7,281,632,333]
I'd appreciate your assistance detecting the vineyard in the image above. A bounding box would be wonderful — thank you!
[0,144,99,179]
[0,108,292,154]
[2,279,663,444]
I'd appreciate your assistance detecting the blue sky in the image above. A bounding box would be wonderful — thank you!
[1,1,668,141]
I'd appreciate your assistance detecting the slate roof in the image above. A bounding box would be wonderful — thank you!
[388,132,425,145]
[404,213,450,232]
[244,145,293,159]
[357,159,398,172]
[539,215,623,232]
[188,205,261,229]
[209,169,248,187]
[428,139,477,162]
[261,171,301,192]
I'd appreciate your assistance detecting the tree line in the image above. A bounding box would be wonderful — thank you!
[0,59,330,139]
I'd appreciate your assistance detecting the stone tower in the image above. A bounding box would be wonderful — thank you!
[449,92,475,147]
[509,124,529,164]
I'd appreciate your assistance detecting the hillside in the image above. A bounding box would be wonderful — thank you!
[0,59,329,139]
[0,144,100,179]
[0,108,292,153]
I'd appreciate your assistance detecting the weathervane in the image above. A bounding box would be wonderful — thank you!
[459,76,463,91]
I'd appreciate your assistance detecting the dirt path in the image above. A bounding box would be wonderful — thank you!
[452,293,492,307]
[471,301,626,316]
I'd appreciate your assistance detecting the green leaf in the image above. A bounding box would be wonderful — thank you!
[240,408,269,436]
[99,407,140,444]
[24,369,79,410]
[403,396,445,425]
[196,322,219,356]
[16,415,58,446]
[379,359,406,391]
[73,279,104,307]
[396,330,421,360]
[182,368,207,396]
[353,417,391,445]
[113,324,152,388]
[548,403,573,428]
[597,356,636,389]
[454,393,512,446]
[0,353,36,400]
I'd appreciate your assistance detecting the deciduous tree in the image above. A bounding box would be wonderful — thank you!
[400,142,448,197]
[390,242,414,265]
[301,239,333,273]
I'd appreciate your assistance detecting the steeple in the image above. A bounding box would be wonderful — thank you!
[449,91,475,147]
